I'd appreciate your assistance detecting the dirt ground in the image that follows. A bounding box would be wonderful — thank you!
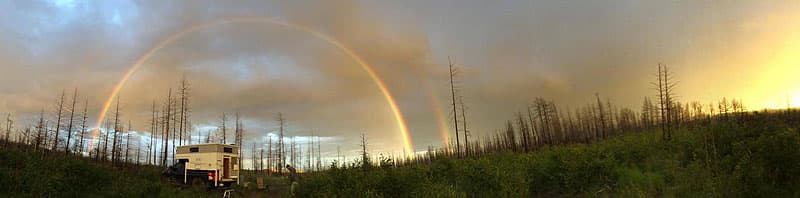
[238,184,289,198]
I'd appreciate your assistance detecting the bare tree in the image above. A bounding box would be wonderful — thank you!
[220,113,227,144]
[52,90,65,151]
[316,135,321,171]
[360,133,370,168]
[4,113,13,146]
[526,104,540,147]
[64,89,77,154]
[337,145,342,166]
[124,121,131,164]
[78,99,88,154]
[111,98,121,165]
[276,112,285,173]
[170,92,178,163]
[654,63,677,141]
[161,89,172,166]
[259,146,265,174]
[251,143,258,172]
[459,96,470,155]
[21,128,31,147]
[136,130,141,165]
[178,75,191,146]
[308,131,314,171]
[448,57,461,156]
[641,97,654,129]
[290,137,296,168]
[235,112,243,173]
[595,93,607,139]
[201,130,207,143]
[718,97,730,119]
[268,137,272,174]
[32,110,45,151]
[148,101,157,165]
[516,112,530,151]
[504,121,516,151]
[100,119,111,161]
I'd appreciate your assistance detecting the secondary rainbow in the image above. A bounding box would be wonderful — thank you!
[427,87,451,151]
[89,17,414,156]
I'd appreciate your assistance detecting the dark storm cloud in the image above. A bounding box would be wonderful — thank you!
[0,0,437,155]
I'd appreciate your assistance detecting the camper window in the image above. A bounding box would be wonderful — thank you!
[189,147,199,153]
[224,147,233,153]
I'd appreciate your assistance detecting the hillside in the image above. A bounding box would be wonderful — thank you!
[297,113,800,197]
[0,146,211,197]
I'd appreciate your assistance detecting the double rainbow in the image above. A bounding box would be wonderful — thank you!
[89,17,414,156]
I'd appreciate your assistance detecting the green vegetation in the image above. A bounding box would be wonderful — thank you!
[0,148,210,197]
[297,113,800,197]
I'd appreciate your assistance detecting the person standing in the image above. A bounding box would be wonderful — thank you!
[286,164,299,195]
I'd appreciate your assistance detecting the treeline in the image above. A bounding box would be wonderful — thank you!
[298,110,800,197]
[297,63,800,197]
[1,88,97,158]
[1,76,331,179]
[0,76,200,168]
[349,64,751,168]
[249,112,330,177]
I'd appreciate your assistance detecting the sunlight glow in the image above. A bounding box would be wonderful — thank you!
[751,32,800,110]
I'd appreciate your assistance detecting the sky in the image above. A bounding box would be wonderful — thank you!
[1,0,800,165]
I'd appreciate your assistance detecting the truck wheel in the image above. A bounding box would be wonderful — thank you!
[189,176,205,187]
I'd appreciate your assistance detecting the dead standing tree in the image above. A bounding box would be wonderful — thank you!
[235,112,243,174]
[161,89,173,167]
[516,112,532,152]
[124,121,132,164]
[149,101,158,165]
[251,143,258,174]
[220,113,228,144]
[178,76,191,146]
[595,93,607,139]
[100,119,111,161]
[360,133,370,169]
[65,89,77,154]
[654,63,677,141]
[448,57,461,156]
[459,95,470,155]
[316,135,321,171]
[52,90,65,152]
[4,114,13,147]
[110,98,121,165]
[77,99,88,154]
[276,112,285,173]
[35,110,48,152]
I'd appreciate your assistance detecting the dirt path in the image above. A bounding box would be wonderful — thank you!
[238,184,290,198]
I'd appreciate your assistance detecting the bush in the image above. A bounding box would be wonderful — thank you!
[0,147,205,197]
[296,114,800,197]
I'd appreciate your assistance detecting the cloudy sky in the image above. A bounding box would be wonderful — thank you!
[2,0,800,162]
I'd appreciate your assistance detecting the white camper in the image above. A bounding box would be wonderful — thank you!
[165,143,240,187]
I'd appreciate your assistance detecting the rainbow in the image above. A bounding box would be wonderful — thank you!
[89,17,414,156]
[427,87,450,151]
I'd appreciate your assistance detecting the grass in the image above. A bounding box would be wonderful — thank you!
[0,147,219,197]
[0,145,296,197]
[297,114,800,197]
[1,112,798,197]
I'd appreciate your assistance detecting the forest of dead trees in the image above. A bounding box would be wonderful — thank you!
[0,77,196,168]
[0,75,331,175]
[389,63,751,167]
[0,64,763,172]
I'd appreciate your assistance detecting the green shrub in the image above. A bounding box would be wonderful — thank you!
[296,116,800,197]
